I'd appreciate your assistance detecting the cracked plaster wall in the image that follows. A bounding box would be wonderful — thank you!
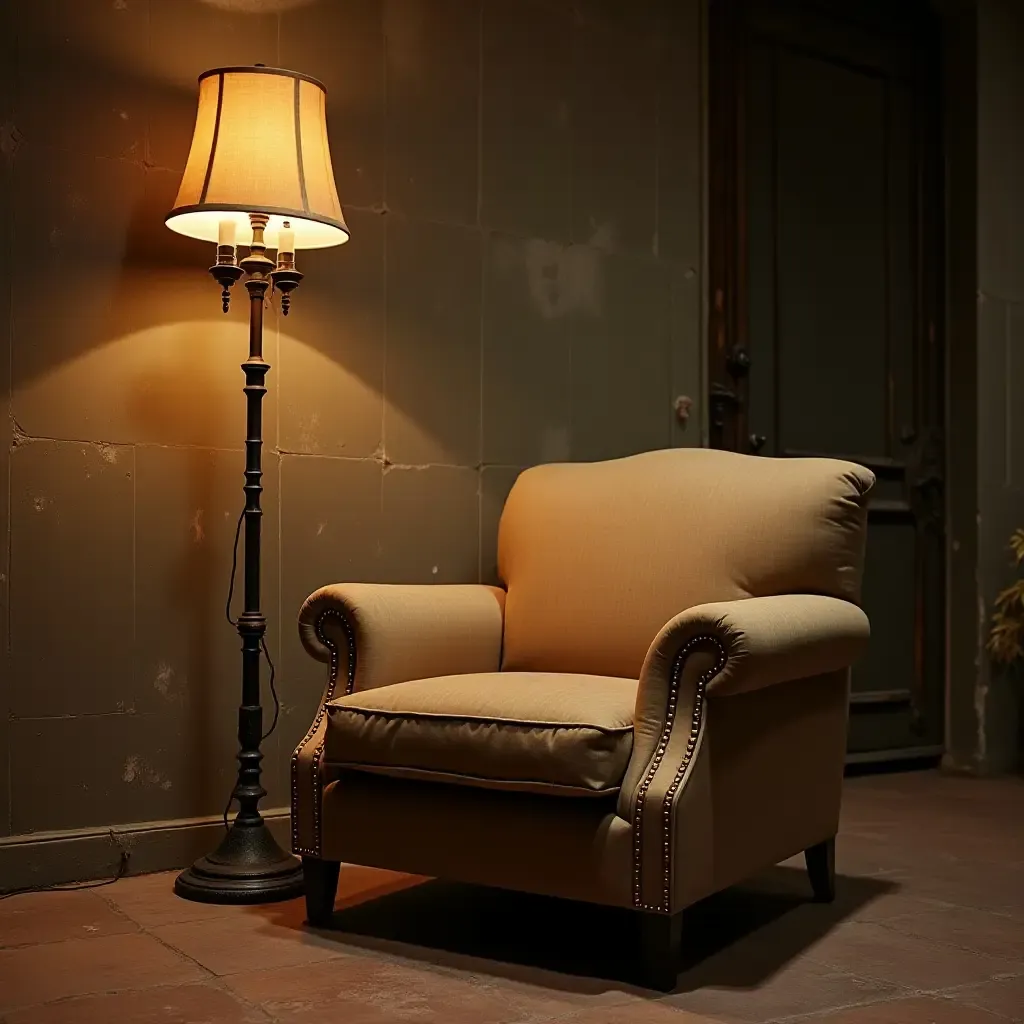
[0,0,705,840]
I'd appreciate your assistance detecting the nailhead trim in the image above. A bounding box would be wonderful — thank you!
[291,608,357,856]
[632,635,727,912]
[292,614,726,888]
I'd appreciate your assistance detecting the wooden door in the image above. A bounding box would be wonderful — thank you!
[708,0,946,764]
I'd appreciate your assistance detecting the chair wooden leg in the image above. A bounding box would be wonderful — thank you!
[638,910,683,991]
[805,836,836,903]
[302,857,340,927]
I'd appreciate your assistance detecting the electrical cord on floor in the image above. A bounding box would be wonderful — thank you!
[0,832,131,901]
[222,506,282,832]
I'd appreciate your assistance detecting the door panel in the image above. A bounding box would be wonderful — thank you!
[775,55,888,456]
[710,0,945,762]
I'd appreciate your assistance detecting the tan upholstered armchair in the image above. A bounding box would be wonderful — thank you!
[291,448,874,988]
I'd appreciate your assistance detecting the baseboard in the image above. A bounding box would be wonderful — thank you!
[0,808,293,894]
[843,747,944,777]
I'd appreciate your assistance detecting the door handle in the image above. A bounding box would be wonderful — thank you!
[749,433,767,454]
[709,383,739,430]
[726,345,751,378]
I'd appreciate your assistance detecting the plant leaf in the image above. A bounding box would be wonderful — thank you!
[994,581,1024,610]
[1011,528,1024,564]
[987,527,1024,663]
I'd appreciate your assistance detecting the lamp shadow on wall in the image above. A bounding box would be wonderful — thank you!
[122,308,231,819]
[12,184,424,821]
[116,196,253,818]
[10,14,504,812]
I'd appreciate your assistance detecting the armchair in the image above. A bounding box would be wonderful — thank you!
[291,448,874,988]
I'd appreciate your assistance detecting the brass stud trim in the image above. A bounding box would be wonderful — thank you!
[631,635,727,912]
[290,607,357,856]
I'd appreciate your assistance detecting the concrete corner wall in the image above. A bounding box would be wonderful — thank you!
[973,0,1024,773]
[945,0,1024,775]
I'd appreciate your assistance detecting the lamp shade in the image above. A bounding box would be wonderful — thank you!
[165,66,348,250]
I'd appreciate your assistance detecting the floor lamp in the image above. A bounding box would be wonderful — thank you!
[165,65,349,903]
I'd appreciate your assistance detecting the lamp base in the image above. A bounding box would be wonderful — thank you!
[174,821,305,905]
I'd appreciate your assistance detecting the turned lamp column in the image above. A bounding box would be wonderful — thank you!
[170,214,308,903]
[165,64,348,904]
[231,213,299,834]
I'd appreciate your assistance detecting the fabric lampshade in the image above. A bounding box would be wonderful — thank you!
[165,65,349,250]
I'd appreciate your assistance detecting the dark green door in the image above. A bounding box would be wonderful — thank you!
[708,0,946,764]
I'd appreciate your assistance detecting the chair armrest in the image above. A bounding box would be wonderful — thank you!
[621,593,869,822]
[298,582,506,693]
[658,592,868,699]
[292,583,505,858]
[621,593,868,911]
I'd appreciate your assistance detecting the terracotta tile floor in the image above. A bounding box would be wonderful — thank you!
[1,769,1022,1023]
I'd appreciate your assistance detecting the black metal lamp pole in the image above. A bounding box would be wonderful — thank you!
[174,213,304,904]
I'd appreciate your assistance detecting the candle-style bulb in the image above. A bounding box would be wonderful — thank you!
[270,217,302,314]
[278,221,295,258]
[218,219,236,246]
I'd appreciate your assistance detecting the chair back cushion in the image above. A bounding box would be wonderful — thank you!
[497,448,875,678]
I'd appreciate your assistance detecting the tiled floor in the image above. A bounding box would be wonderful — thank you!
[1,770,1022,1023]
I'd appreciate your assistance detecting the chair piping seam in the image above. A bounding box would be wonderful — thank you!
[632,635,727,913]
[327,705,634,734]
[324,761,623,796]
[290,608,357,857]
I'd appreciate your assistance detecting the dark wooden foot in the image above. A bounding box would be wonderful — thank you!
[302,857,340,927]
[638,910,683,991]
[805,836,836,903]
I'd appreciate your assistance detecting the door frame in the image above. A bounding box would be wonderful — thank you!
[704,0,949,765]
[706,0,748,454]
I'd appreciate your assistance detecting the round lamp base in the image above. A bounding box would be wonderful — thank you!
[174,821,305,905]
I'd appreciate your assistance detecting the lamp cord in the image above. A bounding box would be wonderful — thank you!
[0,833,131,900]
[223,506,282,831]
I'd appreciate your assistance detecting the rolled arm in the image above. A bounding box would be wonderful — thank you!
[291,582,505,857]
[652,592,868,702]
[620,593,869,911]
[298,582,506,689]
[625,592,868,803]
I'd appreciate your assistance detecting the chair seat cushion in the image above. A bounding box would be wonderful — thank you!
[324,672,637,797]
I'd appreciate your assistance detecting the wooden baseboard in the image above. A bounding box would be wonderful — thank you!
[845,745,944,766]
[0,808,292,894]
